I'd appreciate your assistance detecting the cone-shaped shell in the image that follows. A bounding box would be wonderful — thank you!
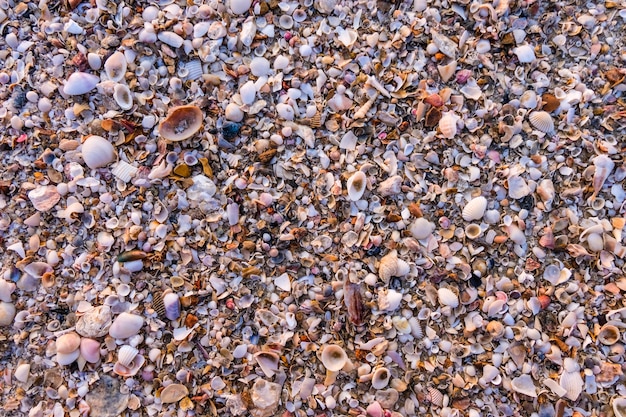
[528,111,554,133]
[371,367,391,389]
[82,136,116,169]
[462,196,487,221]
[159,105,204,142]
[346,171,367,201]
[320,344,348,372]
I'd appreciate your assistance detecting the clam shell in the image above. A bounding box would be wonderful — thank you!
[560,370,583,401]
[104,51,127,82]
[160,383,189,404]
[57,349,80,366]
[109,312,144,339]
[462,196,487,221]
[528,111,554,133]
[519,90,538,109]
[14,363,30,383]
[111,160,138,183]
[113,83,133,110]
[182,60,203,81]
[56,332,81,354]
[118,345,139,367]
[76,305,112,338]
[410,218,435,240]
[82,135,116,169]
[598,324,621,345]
[159,105,203,142]
[80,338,101,363]
[320,344,348,372]
[512,44,536,63]
[464,223,482,240]
[113,354,145,377]
[152,292,166,318]
[253,351,280,377]
[64,72,100,95]
[346,171,367,201]
[438,287,459,308]
[371,367,391,390]
[229,0,251,14]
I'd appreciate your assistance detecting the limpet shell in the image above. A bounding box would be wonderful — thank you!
[160,383,189,403]
[320,344,348,372]
[528,111,554,133]
[159,105,203,142]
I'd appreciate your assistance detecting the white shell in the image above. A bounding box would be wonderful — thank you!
[117,345,139,367]
[519,90,538,109]
[462,196,487,221]
[439,112,459,138]
[57,349,80,366]
[14,363,30,383]
[320,344,348,372]
[64,72,100,95]
[163,292,181,321]
[438,288,459,308]
[346,171,367,201]
[437,60,457,82]
[513,44,536,63]
[378,175,403,197]
[528,111,554,133]
[225,103,244,122]
[113,354,145,377]
[109,312,144,339]
[104,52,127,82]
[560,369,583,401]
[113,83,133,110]
[276,103,295,120]
[240,80,257,105]
[82,136,116,169]
[410,218,435,240]
[250,57,270,77]
[508,175,531,199]
[371,367,391,389]
[111,160,138,183]
[253,351,280,378]
[510,374,537,397]
[378,250,410,282]
[182,60,203,81]
[0,279,16,303]
[158,31,184,48]
[229,0,251,14]
[460,79,482,100]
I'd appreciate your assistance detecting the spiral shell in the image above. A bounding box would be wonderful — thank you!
[528,111,554,133]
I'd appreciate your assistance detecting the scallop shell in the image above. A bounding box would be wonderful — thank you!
[439,112,459,138]
[598,324,621,345]
[560,370,583,401]
[320,344,348,372]
[378,250,410,282]
[113,83,133,110]
[346,171,367,201]
[438,287,459,308]
[371,367,391,390]
[82,135,116,169]
[528,111,554,133]
[111,160,138,183]
[152,292,166,318]
[64,72,100,95]
[253,351,280,377]
[462,196,487,221]
[117,345,139,367]
[427,387,444,407]
[113,354,145,377]
[104,51,127,82]
[159,105,203,142]
[56,332,81,354]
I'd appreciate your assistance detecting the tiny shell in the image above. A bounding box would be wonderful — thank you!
[113,354,145,377]
[560,359,583,401]
[163,292,181,321]
[464,223,482,240]
[598,324,621,345]
[437,60,457,82]
[320,344,348,372]
[160,383,189,403]
[159,105,203,142]
[462,196,487,221]
[64,72,100,95]
[371,367,391,390]
[438,288,459,308]
[56,332,81,354]
[104,52,127,82]
[109,312,144,339]
[346,171,367,201]
[528,111,554,133]
[82,136,116,169]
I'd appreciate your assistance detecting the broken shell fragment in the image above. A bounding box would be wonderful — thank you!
[159,105,203,142]
[378,250,410,282]
[511,374,537,397]
[28,186,61,212]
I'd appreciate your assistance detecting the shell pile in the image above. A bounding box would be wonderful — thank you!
[0,0,626,416]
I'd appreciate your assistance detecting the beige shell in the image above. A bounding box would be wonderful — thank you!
[159,105,204,142]
[371,367,391,390]
[160,383,189,404]
[438,112,459,138]
[320,344,348,372]
[438,287,459,308]
[464,223,482,240]
[346,171,367,201]
[598,324,621,345]
[113,354,145,377]
[528,111,554,133]
[117,345,139,367]
[410,218,435,240]
[511,374,537,397]
[462,196,487,221]
[437,60,457,82]
[56,332,81,354]
[378,250,410,282]
[613,397,626,417]
[485,321,505,339]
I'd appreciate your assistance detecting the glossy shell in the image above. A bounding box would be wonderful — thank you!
[82,136,117,169]
[159,105,204,141]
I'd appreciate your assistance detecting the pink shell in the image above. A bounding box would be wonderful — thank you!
[439,112,459,138]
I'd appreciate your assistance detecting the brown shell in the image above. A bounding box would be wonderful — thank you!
[541,93,560,112]
[152,292,166,318]
[159,105,203,141]
[425,107,442,127]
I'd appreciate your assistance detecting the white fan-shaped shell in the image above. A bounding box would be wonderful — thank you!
[371,367,391,389]
[320,344,348,372]
[438,287,459,308]
[560,370,583,401]
[183,60,203,81]
[117,345,139,367]
[64,72,100,95]
[528,111,554,133]
[346,171,367,201]
[462,196,487,221]
[104,52,127,82]
[82,136,116,169]
[113,354,145,377]
[439,112,459,138]
[113,83,133,110]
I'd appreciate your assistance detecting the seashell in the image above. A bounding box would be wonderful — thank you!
[14,363,30,383]
[528,111,554,133]
[379,289,403,312]
[392,316,411,334]
[460,79,482,100]
[507,175,531,199]
[378,175,403,197]
[439,112,459,138]
[346,171,367,201]
[0,279,15,303]
[57,349,81,366]
[240,80,257,105]
[28,186,61,212]
[56,332,81,354]
[589,154,615,202]
[159,105,203,142]
[158,31,184,48]
[109,312,144,339]
[598,324,621,345]
[511,374,537,397]
[613,397,626,417]
[81,135,116,169]
[462,196,487,221]
[80,338,100,363]
[337,27,358,48]
[378,250,410,282]
[366,401,384,417]
[229,0,251,14]
[276,103,295,120]
[519,90,538,109]
[163,292,181,321]
[512,44,536,63]
[437,60,457,82]
[370,368,391,391]
[23,262,53,278]
[225,103,244,122]
[182,60,203,81]
[586,233,604,252]
[76,305,112,338]
[427,387,444,407]
[344,281,366,326]
[560,359,583,401]
[111,160,138,183]
[113,83,133,110]
[410,218,435,240]
[254,351,280,377]
[152,292,166,318]
[64,72,100,95]
[250,57,270,77]
[485,321,505,339]
[320,344,349,372]
[438,287,459,308]
[104,52,127,82]
[117,345,139,367]
[113,354,145,377]
[464,223,482,240]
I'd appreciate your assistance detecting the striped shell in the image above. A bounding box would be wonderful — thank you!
[117,345,139,367]
[462,196,487,221]
[427,387,444,407]
[182,60,203,81]
[111,160,138,183]
[152,292,166,318]
[528,111,554,133]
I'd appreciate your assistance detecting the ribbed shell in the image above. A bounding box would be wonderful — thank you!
[427,387,444,407]
[560,370,583,401]
[528,111,554,133]
[183,60,203,81]
[439,112,458,138]
[117,345,138,367]
[462,196,487,221]
[152,292,166,318]
[111,160,138,183]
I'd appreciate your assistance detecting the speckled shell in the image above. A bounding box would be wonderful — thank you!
[346,171,367,201]
[462,196,487,221]
[320,344,348,372]
[528,111,554,133]
[159,105,203,142]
